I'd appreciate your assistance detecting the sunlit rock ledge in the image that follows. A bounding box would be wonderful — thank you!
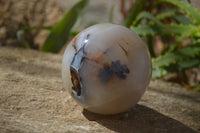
[0,46,199,133]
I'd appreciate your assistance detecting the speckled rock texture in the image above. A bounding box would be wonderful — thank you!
[0,47,200,133]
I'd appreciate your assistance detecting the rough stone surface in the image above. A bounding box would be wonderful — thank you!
[0,46,200,133]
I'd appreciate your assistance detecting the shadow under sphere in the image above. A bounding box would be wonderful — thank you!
[82,104,196,133]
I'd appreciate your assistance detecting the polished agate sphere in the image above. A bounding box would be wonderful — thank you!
[62,23,152,115]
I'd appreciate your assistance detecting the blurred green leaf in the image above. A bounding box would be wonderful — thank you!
[153,43,200,69]
[156,9,177,20]
[41,0,89,53]
[17,30,31,49]
[124,0,148,27]
[173,15,194,25]
[152,57,200,78]
[169,27,200,52]
[133,12,164,26]
[131,24,200,37]
[193,83,200,91]
[155,0,200,25]
[152,43,200,78]
[70,30,80,37]
[133,11,173,34]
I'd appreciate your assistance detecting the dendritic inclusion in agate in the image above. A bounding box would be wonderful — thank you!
[62,23,152,115]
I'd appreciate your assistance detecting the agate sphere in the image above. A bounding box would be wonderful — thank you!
[62,23,151,115]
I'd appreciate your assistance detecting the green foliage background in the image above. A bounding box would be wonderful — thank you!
[21,0,200,90]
